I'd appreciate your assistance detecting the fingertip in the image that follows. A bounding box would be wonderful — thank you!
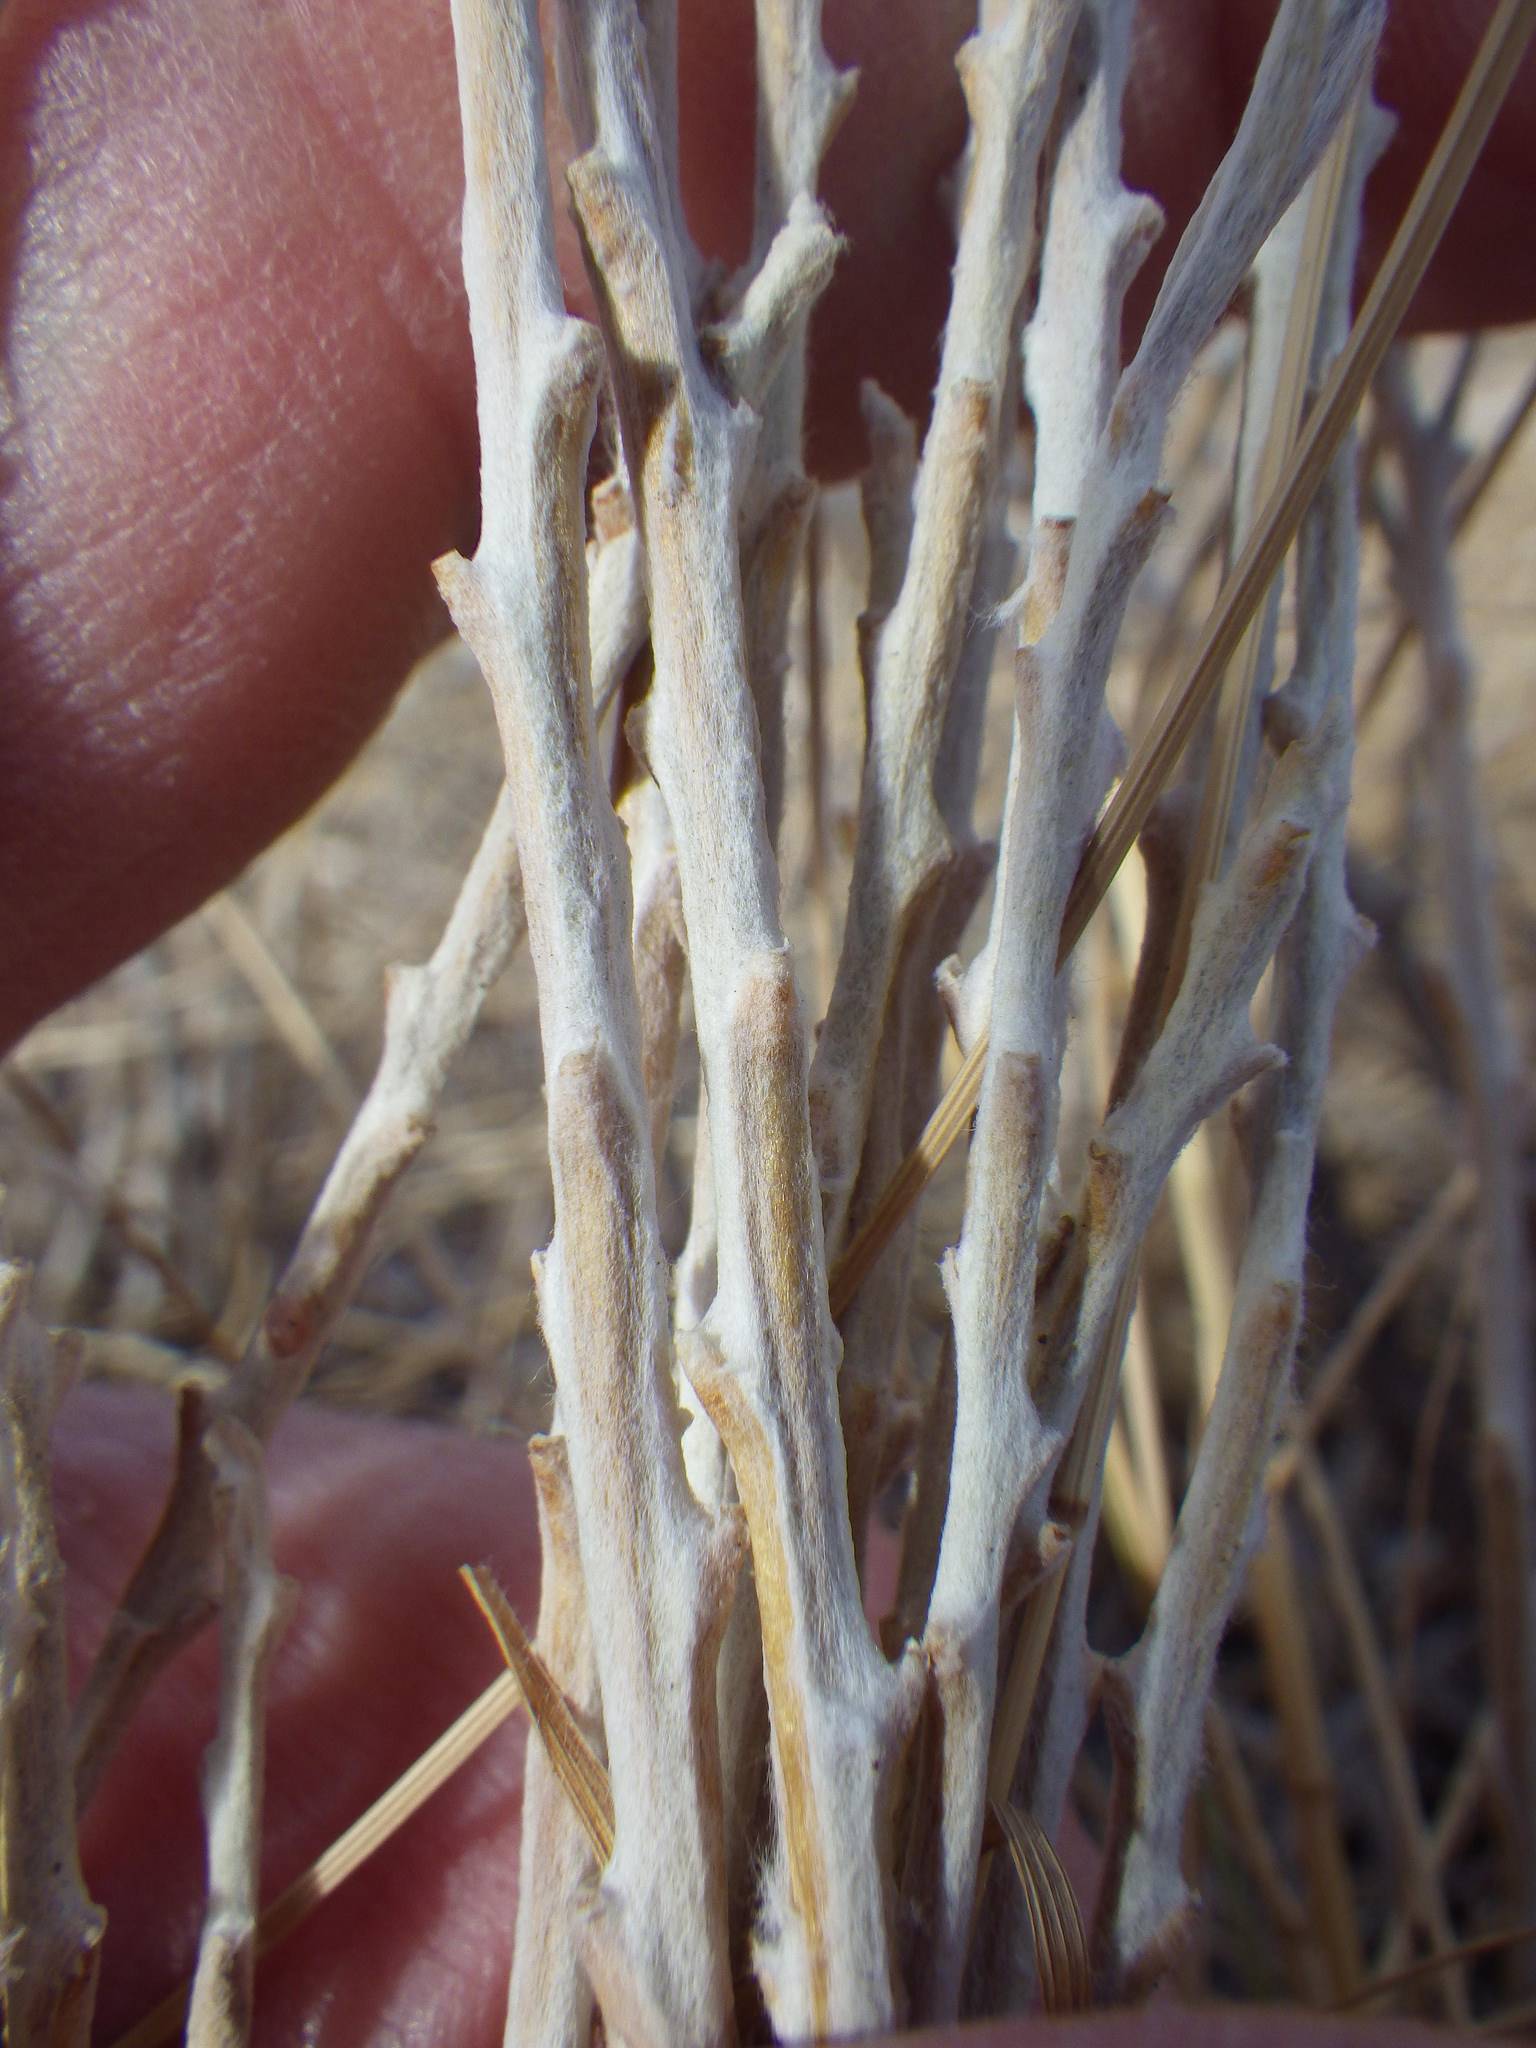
[61,1388,540,2045]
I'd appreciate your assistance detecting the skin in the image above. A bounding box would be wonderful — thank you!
[2,0,1533,2037]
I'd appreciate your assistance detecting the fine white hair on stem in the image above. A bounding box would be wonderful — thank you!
[505,1431,604,2048]
[734,2,854,841]
[0,1267,104,2048]
[921,0,1382,2018]
[808,0,1081,1264]
[434,0,744,2036]
[66,398,645,1836]
[1106,96,1383,1977]
[1015,99,1392,1998]
[186,1420,297,2048]
[42,1,1536,2037]
[557,0,925,2027]
[1022,0,1162,525]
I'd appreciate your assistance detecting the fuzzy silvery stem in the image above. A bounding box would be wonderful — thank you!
[702,198,841,426]
[558,0,923,2028]
[506,1433,604,2048]
[749,1,853,291]
[1027,93,1377,1977]
[68,528,646,1812]
[70,1387,222,1814]
[921,6,1381,2012]
[0,1267,103,2048]
[262,509,643,1400]
[621,774,689,1186]
[186,1421,296,2048]
[808,0,1080,1259]
[1023,0,1162,527]
[1028,711,1337,1775]
[733,1,852,839]
[1375,338,1536,1907]
[433,0,743,2037]
[944,0,1156,1057]
[837,368,994,1565]
[1112,113,1380,1966]
[258,783,527,1395]
[1113,709,1363,1982]
[840,376,1016,1571]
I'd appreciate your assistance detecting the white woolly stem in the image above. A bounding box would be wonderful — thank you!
[808,0,1082,1259]
[558,0,921,2029]
[925,0,1382,2016]
[187,1422,296,2048]
[434,0,743,2037]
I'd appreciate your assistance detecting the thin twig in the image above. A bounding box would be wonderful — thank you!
[0,1269,104,2048]
[829,0,1536,1314]
[1295,1443,1467,2019]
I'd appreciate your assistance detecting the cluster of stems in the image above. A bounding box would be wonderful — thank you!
[9,0,1536,2043]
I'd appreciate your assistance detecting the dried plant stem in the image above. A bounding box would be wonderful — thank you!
[1376,339,1536,1911]
[830,0,1535,1314]
[735,0,851,843]
[1175,89,1363,959]
[808,0,1080,1260]
[1089,920,1171,1598]
[1269,1162,1476,1486]
[433,0,743,2034]
[113,1673,524,2048]
[1251,1509,1366,1998]
[1294,1443,1467,2020]
[462,1564,614,1864]
[1166,1132,1236,1418]
[0,1268,103,2048]
[1358,356,1536,724]
[559,0,919,2028]
[68,787,529,1816]
[1097,1302,1171,1589]
[260,786,525,1390]
[186,1423,297,2048]
[200,893,357,1123]
[1067,0,1536,930]
[1372,1713,1498,1993]
[1113,94,1382,1982]
[502,1437,604,2048]
[2,1069,239,1367]
[1203,1700,1323,2002]
[1396,1289,1473,1717]
[68,359,644,1845]
[931,5,1381,2015]
[988,718,1345,2005]
[622,775,689,1184]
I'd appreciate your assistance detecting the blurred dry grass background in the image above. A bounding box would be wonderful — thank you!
[8,323,1536,2015]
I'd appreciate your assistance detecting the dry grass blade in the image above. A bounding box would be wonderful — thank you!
[827,0,1536,1317]
[201,893,357,1123]
[1359,355,1536,721]
[1477,1996,1536,2037]
[110,1670,523,2048]
[2,1069,239,1367]
[460,1564,614,1865]
[1294,1443,1466,2017]
[1165,87,1364,1000]
[1066,0,1536,925]
[1268,1163,1476,1487]
[1332,1919,1536,2012]
[990,1798,1092,2014]
[827,1028,986,1319]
